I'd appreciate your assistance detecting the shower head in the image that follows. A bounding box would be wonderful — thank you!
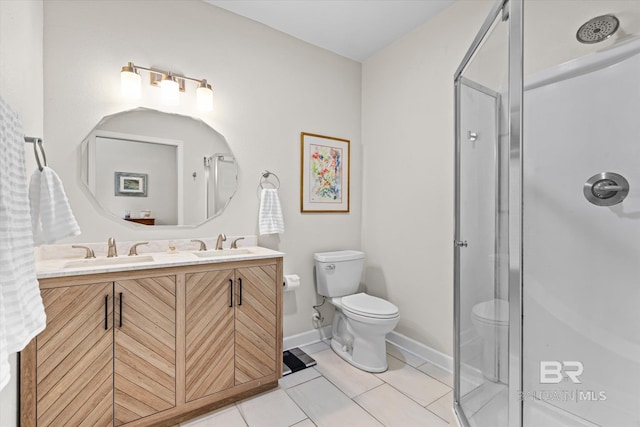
[576,14,619,44]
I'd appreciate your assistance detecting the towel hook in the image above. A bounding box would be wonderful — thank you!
[33,139,47,171]
[259,170,280,190]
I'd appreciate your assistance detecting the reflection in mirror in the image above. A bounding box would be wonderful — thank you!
[81,108,237,226]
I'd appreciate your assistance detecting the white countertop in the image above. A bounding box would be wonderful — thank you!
[36,244,284,279]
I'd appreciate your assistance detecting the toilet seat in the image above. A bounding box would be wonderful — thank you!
[341,293,399,319]
[471,299,509,325]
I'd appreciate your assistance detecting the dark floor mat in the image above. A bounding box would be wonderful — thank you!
[282,347,317,376]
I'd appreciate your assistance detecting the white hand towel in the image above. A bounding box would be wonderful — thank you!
[0,96,47,391]
[29,166,81,246]
[259,188,285,235]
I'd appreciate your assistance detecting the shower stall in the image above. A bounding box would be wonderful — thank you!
[454,0,640,426]
[204,153,237,218]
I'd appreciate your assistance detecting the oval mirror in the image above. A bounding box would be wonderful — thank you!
[80,108,237,226]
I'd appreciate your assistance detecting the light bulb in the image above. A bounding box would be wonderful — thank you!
[160,74,180,105]
[120,63,141,99]
[196,80,213,112]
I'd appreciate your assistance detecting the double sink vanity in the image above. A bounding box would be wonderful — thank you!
[21,236,284,427]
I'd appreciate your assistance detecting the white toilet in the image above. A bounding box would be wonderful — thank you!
[314,250,400,372]
[471,299,509,382]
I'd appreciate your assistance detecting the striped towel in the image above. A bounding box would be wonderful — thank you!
[259,188,284,235]
[0,96,47,391]
[29,166,81,246]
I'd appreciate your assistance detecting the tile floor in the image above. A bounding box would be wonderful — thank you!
[181,341,454,427]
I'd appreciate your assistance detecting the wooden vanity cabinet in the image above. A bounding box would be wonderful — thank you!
[185,264,278,402]
[184,269,235,401]
[233,265,278,385]
[113,277,177,425]
[21,257,282,427]
[27,275,177,427]
[35,282,114,427]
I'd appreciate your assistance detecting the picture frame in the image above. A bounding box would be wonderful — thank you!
[114,172,147,197]
[300,132,350,213]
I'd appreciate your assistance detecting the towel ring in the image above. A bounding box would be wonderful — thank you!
[33,139,47,172]
[259,170,280,190]
[257,170,280,201]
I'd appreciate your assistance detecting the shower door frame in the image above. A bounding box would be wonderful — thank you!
[453,0,523,426]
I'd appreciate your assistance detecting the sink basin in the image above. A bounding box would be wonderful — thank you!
[64,255,155,269]
[193,248,251,258]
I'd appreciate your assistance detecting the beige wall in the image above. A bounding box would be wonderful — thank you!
[361,0,494,356]
[43,0,362,342]
[0,0,43,424]
[0,0,43,137]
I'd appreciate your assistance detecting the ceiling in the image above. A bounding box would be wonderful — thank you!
[204,0,457,62]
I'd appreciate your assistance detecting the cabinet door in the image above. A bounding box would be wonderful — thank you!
[185,269,235,401]
[235,265,278,385]
[36,283,113,427]
[114,276,176,426]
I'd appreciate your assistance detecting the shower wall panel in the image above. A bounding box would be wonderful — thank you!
[522,46,640,426]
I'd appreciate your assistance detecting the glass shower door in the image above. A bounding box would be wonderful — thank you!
[454,4,510,426]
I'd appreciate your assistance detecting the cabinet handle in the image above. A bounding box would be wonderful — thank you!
[229,279,233,308]
[119,292,123,327]
[104,295,109,330]
[238,278,242,306]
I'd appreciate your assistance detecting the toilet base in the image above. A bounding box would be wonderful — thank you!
[330,337,388,373]
[330,309,394,373]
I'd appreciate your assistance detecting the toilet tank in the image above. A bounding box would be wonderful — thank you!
[314,250,365,297]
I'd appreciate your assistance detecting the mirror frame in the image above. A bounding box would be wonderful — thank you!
[79,108,238,228]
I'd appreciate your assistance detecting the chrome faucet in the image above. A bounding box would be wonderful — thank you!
[128,241,149,256]
[231,237,244,249]
[72,245,95,259]
[191,239,207,251]
[107,237,118,257]
[215,233,227,250]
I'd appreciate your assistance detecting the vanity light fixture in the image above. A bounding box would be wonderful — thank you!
[120,61,214,110]
[159,72,180,106]
[196,80,214,112]
[120,63,141,99]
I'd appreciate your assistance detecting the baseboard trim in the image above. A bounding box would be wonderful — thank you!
[283,325,332,350]
[385,330,453,373]
[283,326,454,375]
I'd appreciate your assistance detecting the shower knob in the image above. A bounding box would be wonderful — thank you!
[593,182,623,193]
[583,172,629,206]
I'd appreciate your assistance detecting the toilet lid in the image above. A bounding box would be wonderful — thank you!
[341,293,399,318]
[472,299,509,325]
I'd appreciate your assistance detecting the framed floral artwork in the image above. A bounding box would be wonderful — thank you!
[300,132,350,213]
